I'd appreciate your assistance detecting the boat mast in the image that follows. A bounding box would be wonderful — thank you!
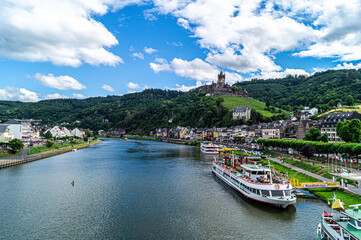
[268,159,273,184]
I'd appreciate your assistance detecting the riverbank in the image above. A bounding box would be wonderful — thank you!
[262,157,361,208]
[0,140,101,169]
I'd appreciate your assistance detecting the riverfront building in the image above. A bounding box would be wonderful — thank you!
[321,111,361,141]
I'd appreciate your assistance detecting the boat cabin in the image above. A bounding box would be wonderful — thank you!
[241,164,270,181]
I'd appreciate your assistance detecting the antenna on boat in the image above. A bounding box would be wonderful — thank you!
[268,160,273,184]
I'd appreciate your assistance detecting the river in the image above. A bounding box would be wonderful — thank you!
[0,139,326,239]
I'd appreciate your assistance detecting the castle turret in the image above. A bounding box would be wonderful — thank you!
[217,71,225,88]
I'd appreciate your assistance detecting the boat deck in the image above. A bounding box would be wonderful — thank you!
[214,162,290,185]
[337,221,361,239]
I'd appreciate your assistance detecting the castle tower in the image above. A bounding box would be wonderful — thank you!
[217,71,225,88]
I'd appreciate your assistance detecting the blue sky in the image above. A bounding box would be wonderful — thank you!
[1,0,361,101]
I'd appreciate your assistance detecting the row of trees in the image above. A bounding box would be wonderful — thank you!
[257,138,361,157]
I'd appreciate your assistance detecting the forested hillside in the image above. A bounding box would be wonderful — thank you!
[236,69,361,112]
[2,68,359,133]
[0,89,285,133]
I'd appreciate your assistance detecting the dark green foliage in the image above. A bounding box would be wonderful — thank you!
[44,131,52,139]
[303,127,321,141]
[235,69,361,111]
[8,139,24,152]
[85,129,92,137]
[257,138,361,156]
[346,95,354,106]
[300,145,316,159]
[46,141,54,148]
[320,133,329,143]
[336,119,361,143]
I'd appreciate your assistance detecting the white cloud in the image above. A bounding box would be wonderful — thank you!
[177,18,190,30]
[0,87,39,102]
[132,52,144,60]
[73,93,86,99]
[0,0,129,67]
[45,93,70,100]
[144,47,158,54]
[250,69,310,80]
[150,57,243,84]
[170,81,203,92]
[35,73,86,90]
[127,90,137,94]
[206,47,281,73]
[150,62,172,73]
[102,84,115,92]
[333,62,361,70]
[150,0,314,75]
[148,0,361,77]
[127,82,141,89]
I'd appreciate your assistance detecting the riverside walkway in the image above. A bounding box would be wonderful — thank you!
[0,140,100,169]
[269,157,361,196]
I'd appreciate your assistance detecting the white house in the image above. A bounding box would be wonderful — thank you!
[0,125,13,142]
[46,126,62,138]
[0,119,22,139]
[232,107,251,120]
[61,127,71,137]
[71,128,84,138]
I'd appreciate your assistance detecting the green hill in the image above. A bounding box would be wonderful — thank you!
[0,89,287,134]
[235,69,361,113]
[216,95,285,117]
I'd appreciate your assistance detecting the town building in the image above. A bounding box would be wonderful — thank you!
[0,119,22,140]
[71,128,84,138]
[300,107,318,119]
[232,106,251,120]
[0,125,13,142]
[321,112,361,141]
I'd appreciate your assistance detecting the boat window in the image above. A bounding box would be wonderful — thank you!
[284,190,291,196]
[271,190,284,197]
[261,190,270,197]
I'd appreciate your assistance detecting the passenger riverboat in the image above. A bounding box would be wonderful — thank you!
[201,143,219,154]
[317,203,361,240]
[212,157,296,208]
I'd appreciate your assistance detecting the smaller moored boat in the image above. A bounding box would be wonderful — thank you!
[318,201,361,239]
[201,142,219,154]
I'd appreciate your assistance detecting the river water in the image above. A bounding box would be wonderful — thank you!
[0,139,326,239]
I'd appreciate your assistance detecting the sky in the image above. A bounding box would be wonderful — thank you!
[1,0,361,102]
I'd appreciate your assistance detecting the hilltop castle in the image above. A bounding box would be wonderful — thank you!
[199,71,248,97]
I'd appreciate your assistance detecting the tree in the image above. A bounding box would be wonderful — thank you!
[300,145,316,159]
[84,136,89,142]
[46,141,54,148]
[346,95,354,106]
[44,131,52,139]
[266,100,271,107]
[320,133,329,143]
[85,129,92,137]
[8,139,24,152]
[336,119,361,143]
[303,127,322,141]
